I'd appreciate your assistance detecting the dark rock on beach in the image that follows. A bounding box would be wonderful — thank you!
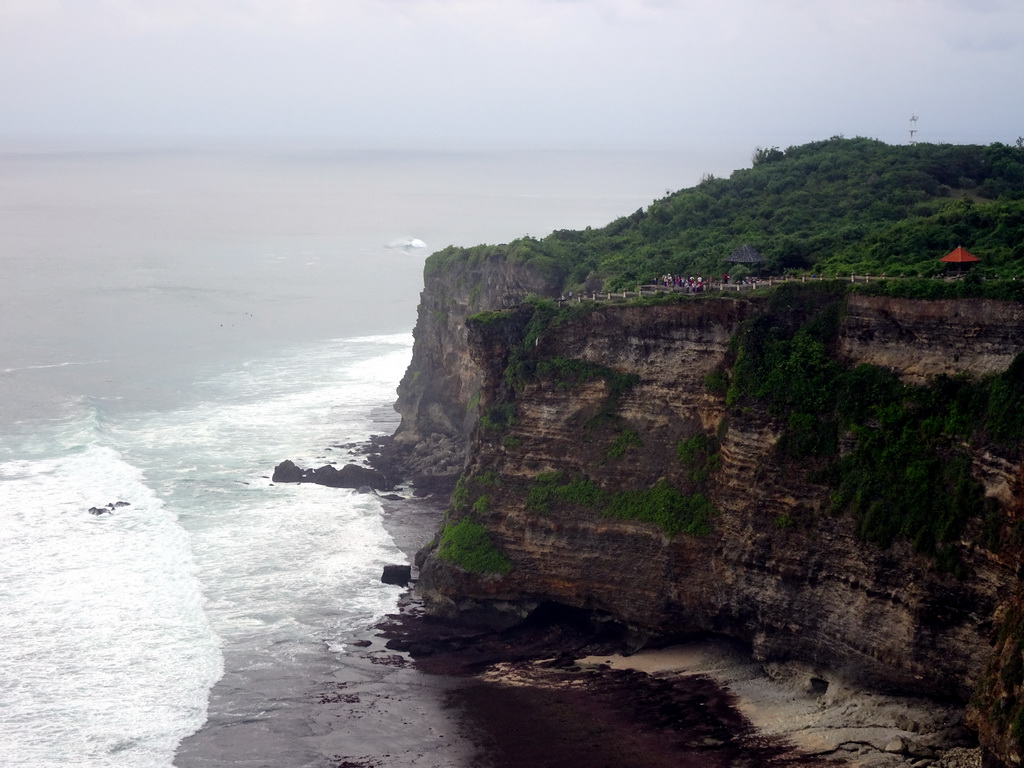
[375,599,838,768]
[381,564,412,586]
[271,459,391,490]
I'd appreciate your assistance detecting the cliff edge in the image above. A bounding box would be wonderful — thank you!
[383,249,557,494]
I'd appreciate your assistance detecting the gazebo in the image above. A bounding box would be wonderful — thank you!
[939,245,981,275]
[724,244,765,266]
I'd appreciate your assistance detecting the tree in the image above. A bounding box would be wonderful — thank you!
[752,146,785,167]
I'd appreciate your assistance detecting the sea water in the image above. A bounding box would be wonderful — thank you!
[0,141,737,767]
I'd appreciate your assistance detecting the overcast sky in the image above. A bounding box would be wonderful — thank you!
[1,0,1021,150]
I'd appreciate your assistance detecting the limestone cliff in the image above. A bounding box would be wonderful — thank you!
[402,285,1024,766]
[385,249,553,494]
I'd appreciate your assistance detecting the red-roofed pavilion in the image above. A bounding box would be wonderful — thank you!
[939,246,981,274]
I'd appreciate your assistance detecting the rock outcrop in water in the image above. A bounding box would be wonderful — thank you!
[386,262,1024,767]
[272,459,391,490]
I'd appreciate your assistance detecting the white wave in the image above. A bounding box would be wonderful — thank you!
[0,333,414,767]
[384,237,427,250]
[3,360,109,374]
[0,445,223,768]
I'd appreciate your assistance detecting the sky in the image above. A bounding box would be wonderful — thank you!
[0,0,1022,150]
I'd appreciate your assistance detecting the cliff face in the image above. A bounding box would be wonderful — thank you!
[404,288,1024,765]
[387,253,553,492]
[839,295,1024,385]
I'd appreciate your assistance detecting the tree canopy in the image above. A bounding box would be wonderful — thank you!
[426,137,1024,290]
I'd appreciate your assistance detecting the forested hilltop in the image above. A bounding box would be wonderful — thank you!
[427,137,1024,288]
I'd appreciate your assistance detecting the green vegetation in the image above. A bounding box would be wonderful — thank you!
[605,480,716,537]
[467,307,513,326]
[480,403,517,431]
[524,471,716,537]
[437,517,512,574]
[676,433,714,464]
[725,283,1024,569]
[468,298,640,438]
[703,370,729,395]
[606,429,642,459]
[534,356,640,425]
[853,272,1024,302]
[774,513,795,530]
[676,433,723,483]
[526,471,605,513]
[425,138,1024,292]
[451,474,470,511]
[473,470,502,488]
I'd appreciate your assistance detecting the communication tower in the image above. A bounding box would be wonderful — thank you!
[909,113,919,145]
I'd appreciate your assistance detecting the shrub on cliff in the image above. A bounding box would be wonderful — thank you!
[523,471,716,537]
[723,283,1023,570]
[604,480,716,537]
[437,517,512,575]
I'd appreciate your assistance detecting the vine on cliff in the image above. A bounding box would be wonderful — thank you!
[476,299,640,434]
[534,356,640,427]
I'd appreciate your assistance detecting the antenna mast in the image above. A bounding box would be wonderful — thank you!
[909,113,919,145]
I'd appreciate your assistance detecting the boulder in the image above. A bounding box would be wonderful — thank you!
[271,459,304,483]
[382,564,412,586]
[88,501,129,515]
[885,737,906,754]
[309,463,389,490]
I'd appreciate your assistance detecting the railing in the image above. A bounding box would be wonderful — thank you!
[556,274,895,303]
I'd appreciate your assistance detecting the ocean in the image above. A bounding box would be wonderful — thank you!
[0,141,738,767]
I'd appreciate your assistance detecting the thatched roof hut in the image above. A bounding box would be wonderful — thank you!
[724,244,765,264]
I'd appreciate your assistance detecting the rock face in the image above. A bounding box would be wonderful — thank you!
[839,295,1024,385]
[385,251,556,494]
[398,287,1024,765]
